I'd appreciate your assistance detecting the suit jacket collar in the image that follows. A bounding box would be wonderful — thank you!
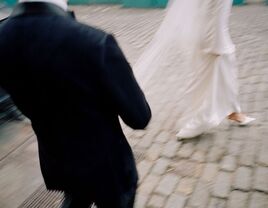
[10,2,75,19]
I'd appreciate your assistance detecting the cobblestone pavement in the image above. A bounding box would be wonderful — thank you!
[0,3,268,208]
[73,4,268,208]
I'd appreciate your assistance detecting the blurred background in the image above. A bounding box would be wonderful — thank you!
[0,0,268,207]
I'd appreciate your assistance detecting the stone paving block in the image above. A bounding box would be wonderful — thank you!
[163,115,176,131]
[147,194,165,208]
[207,146,226,162]
[135,193,148,208]
[176,177,196,195]
[136,135,154,149]
[173,160,204,178]
[213,172,232,198]
[196,134,213,152]
[154,111,168,124]
[253,166,268,192]
[155,131,171,144]
[155,174,180,196]
[177,143,195,158]
[146,125,162,141]
[221,155,237,172]
[214,132,229,148]
[132,130,146,139]
[139,175,160,195]
[151,158,170,175]
[0,138,43,208]
[0,121,34,160]
[239,140,258,167]
[146,143,162,161]
[128,138,140,147]
[217,119,231,131]
[122,125,133,136]
[189,181,210,208]
[230,128,250,140]
[162,140,180,158]
[137,160,154,183]
[227,191,249,208]
[249,192,268,208]
[233,166,252,191]
[228,140,243,156]
[164,193,187,208]
[208,197,226,208]
[201,163,219,182]
[191,150,206,163]
[258,137,268,166]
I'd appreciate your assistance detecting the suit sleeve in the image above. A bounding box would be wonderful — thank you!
[100,34,151,129]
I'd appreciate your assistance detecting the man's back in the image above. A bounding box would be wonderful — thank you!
[0,3,151,207]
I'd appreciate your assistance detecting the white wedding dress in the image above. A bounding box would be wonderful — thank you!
[134,0,242,137]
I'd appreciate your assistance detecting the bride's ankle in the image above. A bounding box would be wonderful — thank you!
[228,113,245,122]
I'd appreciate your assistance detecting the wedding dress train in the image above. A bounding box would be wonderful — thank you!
[134,0,254,138]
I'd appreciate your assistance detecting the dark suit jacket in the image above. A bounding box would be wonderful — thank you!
[0,2,151,206]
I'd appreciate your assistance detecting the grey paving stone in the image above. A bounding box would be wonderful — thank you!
[239,140,258,167]
[196,135,213,152]
[176,177,197,195]
[0,121,34,160]
[207,147,226,162]
[146,143,162,161]
[201,163,219,182]
[0,138,43,208]
[155,174,180,196]
[138,175,160,195]
[137,160,154,183]
[132,130,146,138]
[208,197,226,208]
[162,140,180,158]
[147,194,165,208]
[151,158,170,176]
[233,166,252,191]
[249,192,268,208]
[155,131,172,144]
[165,194,187,208]
[227,140,243,156]
[253,166,268,192]
[189,181,210,208]
[227,191,249,208]
[230,128,250,140]
[221,155,237,172]
[213,172,232,198]
[136,135,154,149]
[214,132,229,148]
[191,150,206,163]
[177,143,195,158]
[258,137,268,166]
[135,193,148,208]
[173,160,204,178]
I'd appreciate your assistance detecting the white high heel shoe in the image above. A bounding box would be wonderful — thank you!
[176,121,205,140]
[237,116,256,126]
[176,128,204,140]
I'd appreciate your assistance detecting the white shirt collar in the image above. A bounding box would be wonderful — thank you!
[19,0,68,11]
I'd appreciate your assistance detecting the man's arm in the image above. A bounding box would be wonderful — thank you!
[100,34,151,129]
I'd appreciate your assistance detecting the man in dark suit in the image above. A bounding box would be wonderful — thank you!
[0,1,151,207]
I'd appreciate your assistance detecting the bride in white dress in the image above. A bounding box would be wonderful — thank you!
[134,0,255,139]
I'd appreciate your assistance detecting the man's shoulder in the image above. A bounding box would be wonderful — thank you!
[68,19,109,43]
